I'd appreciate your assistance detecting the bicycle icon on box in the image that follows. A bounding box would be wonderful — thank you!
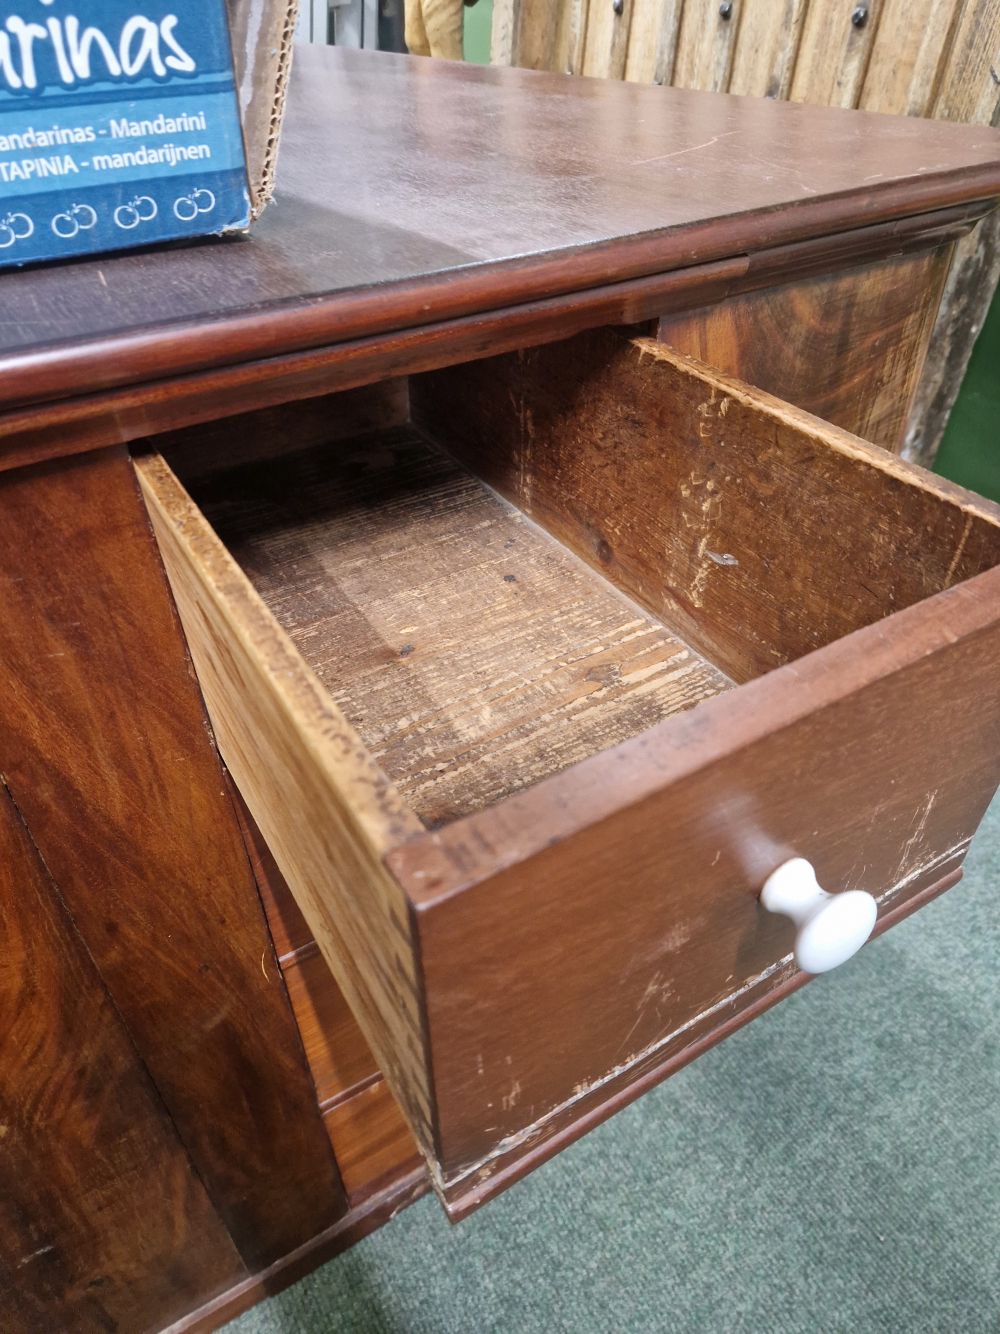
[173,188,215,221]
[0,211,33,248]
[113,196,157,230]
[51,203,97,239]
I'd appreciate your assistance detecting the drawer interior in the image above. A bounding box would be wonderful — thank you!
[137,327,1000,1219]
[181,420,731,827]
[154,328,1000,829]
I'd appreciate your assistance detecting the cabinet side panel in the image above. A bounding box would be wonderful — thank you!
[0,445,347,1270]
[656,248,953,450]
[0,779,246,1331]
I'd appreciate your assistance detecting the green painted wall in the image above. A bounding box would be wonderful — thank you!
[463,0,493,63]
[933,282,1000,503]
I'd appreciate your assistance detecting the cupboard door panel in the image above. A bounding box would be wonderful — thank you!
[0,446,347,1271]
[0,780,246,1332]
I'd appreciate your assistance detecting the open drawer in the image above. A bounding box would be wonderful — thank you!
[135,329,1000,1220]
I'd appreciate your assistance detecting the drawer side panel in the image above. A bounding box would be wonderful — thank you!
[413,328,1000,684]
[134,452,437,1162]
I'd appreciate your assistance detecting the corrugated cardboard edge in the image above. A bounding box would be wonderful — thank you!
[226,0,300,220]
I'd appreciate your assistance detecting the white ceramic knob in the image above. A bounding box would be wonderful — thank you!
[760,858,877,974]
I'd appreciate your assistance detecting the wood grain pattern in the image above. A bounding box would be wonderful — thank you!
[902,211,1000,466]
[186,426,730,827]
[133,451,436,1166]
[790,0,884,109]
[0,778,246,1331]
[858,0,963,116]
[511,0,574,71]
[490,0,520,64]
[284,950,383,1109]
[324,1080,425,1202]
[672,0,742,93]
[896,0,1000,464]
[389,564,1000,1208]
[230,780,384,1110]
[656,247,954,449]
[582,0,633,79]
[228,778,423,1227]
[229,776,316,961]
[0,446,346,1271]
[411,327,1000,685]
[932,0,1000,125]
[556,0,590,74]
[623,0,682,84]
[727,0,808,99]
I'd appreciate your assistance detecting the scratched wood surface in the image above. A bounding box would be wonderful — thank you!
[136,448,436,1167]
[181,426,732,827]
[412,328,1000,685]
[141,347,1000,1222]
[390,564,1000,1210]
[0,779,246,1331]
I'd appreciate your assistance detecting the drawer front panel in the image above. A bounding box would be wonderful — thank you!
[390,569,1000,1207]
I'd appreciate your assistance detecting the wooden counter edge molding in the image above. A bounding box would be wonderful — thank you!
[0,201,988,480]
[1,170,997,415]
[133,452,440,1167]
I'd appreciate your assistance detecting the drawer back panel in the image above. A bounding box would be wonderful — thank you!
[411,330,1000,684]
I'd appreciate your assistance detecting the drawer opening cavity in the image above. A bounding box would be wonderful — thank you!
[135,327,1000,1220]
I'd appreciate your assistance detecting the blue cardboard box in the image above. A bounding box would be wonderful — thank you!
[0,0,251,266]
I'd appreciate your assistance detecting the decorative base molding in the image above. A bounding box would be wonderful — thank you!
[161,1165,430,1334]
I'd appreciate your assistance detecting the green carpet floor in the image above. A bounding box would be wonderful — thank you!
[934,279,1000,504]
[225,790,1000,1334]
